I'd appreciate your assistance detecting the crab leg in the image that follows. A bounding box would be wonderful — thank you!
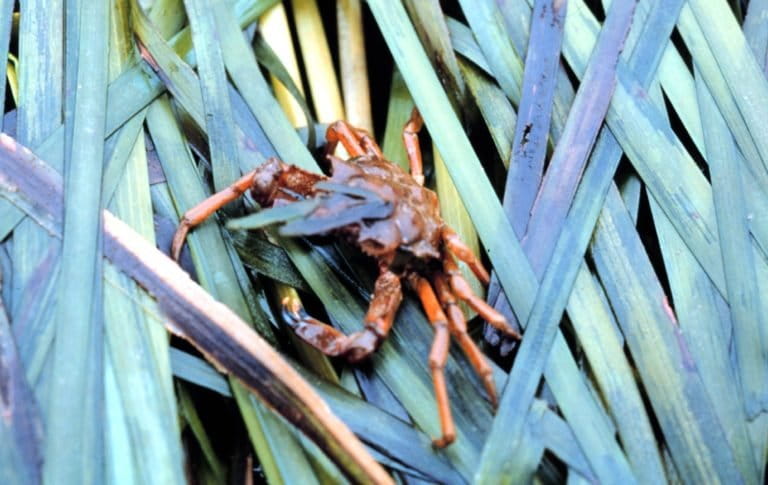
[410,275,456,448]
[325,120,383,159]
[281,270,402,362]
[442,226,490,285]
[171,158,324,261]
[443,256,521,339]
[402,108,425,186]
[171,170,258,261]
[433,273,498,407]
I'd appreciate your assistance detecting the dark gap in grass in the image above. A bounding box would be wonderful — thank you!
[661,90,709,179]
[585,0,607,22]
[317,0,341,79]
[636,188,674,301]
[361,1,393,137]
[539,450,567,484]
[670,27,693,74]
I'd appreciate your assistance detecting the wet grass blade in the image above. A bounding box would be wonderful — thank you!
[44,1,108,482]
[337,0,372,131]
[501,0,565,238]
[0,295,42,484]
[456,0,523,105]
[183,0,241,192]
[591,188,744,483]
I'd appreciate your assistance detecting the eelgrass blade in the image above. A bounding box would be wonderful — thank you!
[44,1,107,482]
[104,8,184,471]
[380,68,414,171]
[501,0,565,239]
[694,76,763,480]
[183,0,241,192]
[366,3,634,480]
[177,384,226,482]
[404,0,468,115]
[477,4,637,478]
[337,0,372,131]
[590,188,744,483]
[744,0,768,68]
[456,0,523,105]
[291,0,345,122]
[0,296,42,484]
[687,0,768,179]
[0,133,394,485]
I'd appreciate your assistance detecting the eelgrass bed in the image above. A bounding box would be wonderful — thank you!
[0,0,766,483]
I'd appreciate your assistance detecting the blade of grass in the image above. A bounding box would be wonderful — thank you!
[258,3,308,127]
[146,98,323,484]
[404,0,468,116]
[501,0,565,239]
[44,1,107,482]
[183,0,241,192]
[590,187,744,483]
[178,384,226,482]
[380,68,414,171]
[292,0,344,122]
[0,293,42,484]
[456,0,522,105]
[337,0,372,131]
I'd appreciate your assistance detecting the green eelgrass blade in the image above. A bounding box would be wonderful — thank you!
[0,296,43,484]
[45,1,108,483]
[404,0,468,116]
[380,68,414,171]
[456,0,522,105]
[182,0,241,192]
[590,188,744,483]
[177,384,225,482]
[500,0,565,238]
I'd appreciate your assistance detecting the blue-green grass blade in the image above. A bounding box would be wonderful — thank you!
[456,0,522,105]
[380,68,414,171]
[227,199,321,231]
[591,187,744,483]
[0,295,42,484]
[183,0,240,192]
[501,0,565,238]
[44,1,108,483]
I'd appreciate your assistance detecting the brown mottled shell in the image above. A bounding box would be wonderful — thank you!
[327,156,443,262]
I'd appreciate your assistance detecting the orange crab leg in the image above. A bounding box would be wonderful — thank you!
[281,270,403,362]
[442,226,490,285]
[171,170,257,261]
[443,256,521,339]
[402,108,425,186]
[410,275,456,448]
[325,121,383,160]
[433,273,498,407]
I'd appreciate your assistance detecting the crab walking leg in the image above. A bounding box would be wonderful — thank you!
[281,270,402,362]
[172,158,325,261]
[402,108,425,185]
[410,275,456,447]
[325,120,383,159]
[442,226,490,284]
[443,256,521,339]
[433,273,498,407]
[171,170,258,261]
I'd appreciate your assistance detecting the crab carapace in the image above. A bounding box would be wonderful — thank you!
[171,109,520,447]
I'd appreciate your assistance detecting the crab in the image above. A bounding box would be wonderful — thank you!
[171,109,520,447]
